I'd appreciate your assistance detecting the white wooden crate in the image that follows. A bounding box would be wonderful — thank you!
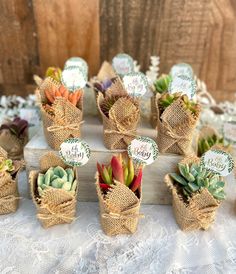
[24,117,183,204]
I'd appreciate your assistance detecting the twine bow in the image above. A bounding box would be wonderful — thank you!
[47,121,84,132]
[0,195,21,212]
[102,204,144,220]
[104,129,137,138]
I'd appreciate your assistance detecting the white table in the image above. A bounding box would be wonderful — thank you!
[0,171,236,274]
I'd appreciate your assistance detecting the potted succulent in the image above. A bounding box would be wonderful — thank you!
[96,154,143,236]
[156,92,200,155]
[164,156,225,231]
[197,126,230,157]
[97,78,140,149]
[150,74,172,128]
[0,147,22,214]
[0,117,28,159]
[29,152,79,228]
[37,74,84,150]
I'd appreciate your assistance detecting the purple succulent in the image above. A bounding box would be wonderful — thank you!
[0,117,28,138]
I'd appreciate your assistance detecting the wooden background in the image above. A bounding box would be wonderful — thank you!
[0,0,235,101]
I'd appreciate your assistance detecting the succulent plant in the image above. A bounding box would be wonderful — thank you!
[37,166,77,196]
[169,162,226,200]
[197,134,227,157]
[100,95,132,117]
[153,74,172,94]
[45,67,62,83]
[94,79,114,93]
[45,85,82,106]
[158,92,198,116]
[97,154,142,194]
[0,117,28,138]
[0,159,15,173]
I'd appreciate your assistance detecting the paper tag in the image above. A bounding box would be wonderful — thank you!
[223,121,236,144]
[123,72,149,97]
[200,149,234,176]
[128,136,158,165]
[19,108,40,126]
[61,66,87,91]
[112,53,134,77]
[64,57,88,78]
[170,63,193,78]
[168,74,196,99]
[59,138,91,167]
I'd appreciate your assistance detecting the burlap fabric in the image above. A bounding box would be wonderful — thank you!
[0,129,28,160]
[0,148,20,215]
[156,95,200,155]
[165,156,220,231]
[29,152,79,228]
[97,78,140,149]
[38,77,83,150]
[95,174,143,236]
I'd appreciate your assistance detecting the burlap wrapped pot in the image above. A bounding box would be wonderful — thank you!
[97,78,140,149]
[29,152,79,228]
[164,156,220,231]
[95,173,143,236]
[156,94,200,155]
[0,129,28,160]
[196,125,231,156]
[0,147,21,215]
[38,77,83,150]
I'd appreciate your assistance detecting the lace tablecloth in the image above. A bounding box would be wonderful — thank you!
[1,172,236,274]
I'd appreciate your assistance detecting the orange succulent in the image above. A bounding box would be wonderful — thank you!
[45,85,82,106]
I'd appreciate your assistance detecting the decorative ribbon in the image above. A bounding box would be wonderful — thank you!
[104,129,137,138]
[102,205,144,220]
[47,121,84,132]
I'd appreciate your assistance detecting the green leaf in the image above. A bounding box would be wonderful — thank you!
[188,182,199,192]
[169,173,188,185]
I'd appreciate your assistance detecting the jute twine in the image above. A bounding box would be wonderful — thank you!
[29,152,78,228]
[38,77,83,150]
[95,173,143,236]
[164,156,220,231]
[0,147,20,215]
[156,95,200,155]
[0,129,28,160]
[97,78,140,149]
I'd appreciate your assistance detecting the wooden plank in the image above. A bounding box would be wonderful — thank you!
[33,0,100,76]
[0,0,38,96]
[24,116,183,204]
[100,0,236,102]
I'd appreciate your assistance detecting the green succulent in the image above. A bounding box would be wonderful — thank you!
[0,159,15,173]
[169,162,226,201]
[198,135,226,157]
[37,166,77,196]
[154,74,172,94]
[45,67,62,83]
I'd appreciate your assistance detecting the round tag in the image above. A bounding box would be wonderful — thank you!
[59,138,91,167]
[64,57,88,78]
[112,53,134,77]
[170,63,193,78]
[168,74,196,99]
[128,136,158,165]
[123,72,149,97]
[61,66,87,91]
[200,149,234,176]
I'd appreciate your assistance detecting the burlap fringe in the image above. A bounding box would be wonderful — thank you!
[29,152,79,228]
[95,173,143,236]
[0,147,20,214]
[165,156,220,231]
[0,129,28,160]
[156,95,200,155]
[38,77,83,150]
[97,78,140,149]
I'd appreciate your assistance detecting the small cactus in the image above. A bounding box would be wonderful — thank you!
[37,166,77,196]
[153,74,172,94]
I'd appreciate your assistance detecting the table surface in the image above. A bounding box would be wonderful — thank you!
[0,171,236,274]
